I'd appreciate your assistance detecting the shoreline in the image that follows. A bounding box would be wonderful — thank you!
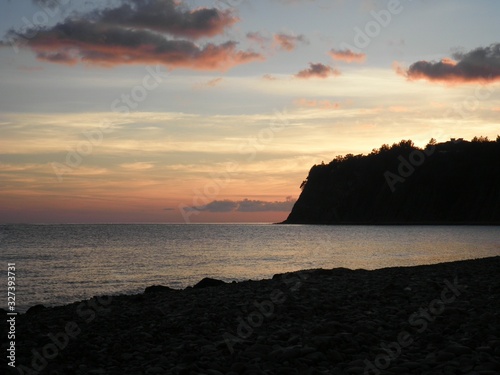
[6,253,499,314]
[279,221,500,225]
[3,256,500,374]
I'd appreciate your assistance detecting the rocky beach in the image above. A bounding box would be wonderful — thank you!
[3,256,500,375]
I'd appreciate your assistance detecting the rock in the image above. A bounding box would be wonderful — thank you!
[144,285,173,293]
[345,367,364,375]
[146,366,165,374]
[26,304,46,314]
[446,344,472,355]
[402,361,422,370]
[206,370,224,375]
[244,364,263,374]
[121,353,134,361]
[230,362,245,373]
[476,346,493,354]
[304,351,327,363]
[474,362,500,371]
[436,351,456,362]
[7,256,500,374]
[193,277,226,289]
[389,366,410,373]
[88,369,106,375]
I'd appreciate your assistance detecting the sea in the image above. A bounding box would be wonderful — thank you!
[1,224,499,312]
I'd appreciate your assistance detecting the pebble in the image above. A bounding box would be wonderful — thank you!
[4,256,500,375]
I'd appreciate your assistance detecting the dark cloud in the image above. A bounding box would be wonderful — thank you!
[397,43,500,84]
[246,31,269,48]
[237,198,296,212]
[90,0,238,40]
[295,63,340,79]
[3,0,263,70]
[329,48,366,63]
[188,198,296,213]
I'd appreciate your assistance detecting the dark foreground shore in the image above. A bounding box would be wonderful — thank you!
[3,257,500,375]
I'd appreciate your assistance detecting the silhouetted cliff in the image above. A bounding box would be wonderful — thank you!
[283,137,500,224]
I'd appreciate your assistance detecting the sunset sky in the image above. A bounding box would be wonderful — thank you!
[1,0,499,223]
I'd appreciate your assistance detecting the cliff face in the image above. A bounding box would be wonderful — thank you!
[283,139,500,224]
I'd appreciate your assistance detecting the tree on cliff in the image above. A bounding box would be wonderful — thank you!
[283,137,500,224]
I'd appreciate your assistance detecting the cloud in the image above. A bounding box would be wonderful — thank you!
[392,61,407,77]
[246,31,307,52]
[294,98,341,110]
[247,31,270,48]
[194,77,223,89]
[89,0,238,40]
[295,63,340,79]
[120,162,155,170]
[387,106,410,113]
[274,33,308,51]
[3,0,263,71]
[187,197,296,213]
[262,74,278,81]
[205,77,224,87]
[396,43,500,84]
[329,48,366,63]
[4,20,262,70]
[237,198,296,212]
[31,0,61,8]
[191,200,239,213]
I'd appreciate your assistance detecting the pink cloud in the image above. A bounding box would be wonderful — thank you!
[295,63,341,79]
[274,33,308,51]
[329,48,366,63]
[294,98,341,110]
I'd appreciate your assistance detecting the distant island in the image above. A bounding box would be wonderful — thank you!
[282,136,500,225]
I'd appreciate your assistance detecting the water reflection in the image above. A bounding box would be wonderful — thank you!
[1,224,499,311]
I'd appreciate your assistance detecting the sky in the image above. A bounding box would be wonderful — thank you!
[0,0,499,224]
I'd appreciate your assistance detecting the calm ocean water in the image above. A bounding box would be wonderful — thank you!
[1,224,499,312]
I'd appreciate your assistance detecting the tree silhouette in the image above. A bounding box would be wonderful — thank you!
[283,137,500,224]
